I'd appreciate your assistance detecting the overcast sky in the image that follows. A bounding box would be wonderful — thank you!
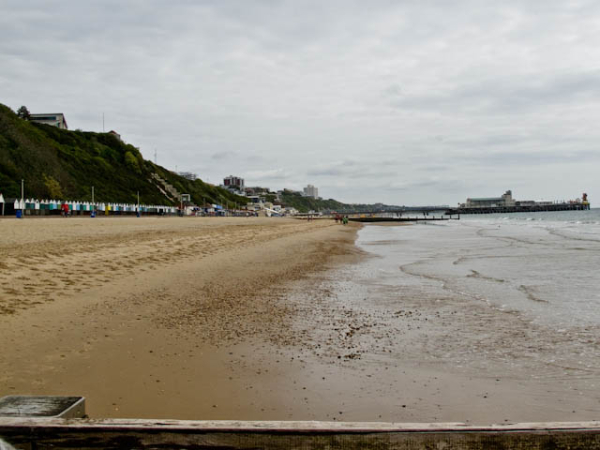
[2,1,599,205]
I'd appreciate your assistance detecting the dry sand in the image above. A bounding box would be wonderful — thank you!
[1,217,595,424]
[0,216,362,419]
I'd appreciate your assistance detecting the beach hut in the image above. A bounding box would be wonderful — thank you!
[0,193,4,216]
[1,198,16,215]
[14,199,22,218]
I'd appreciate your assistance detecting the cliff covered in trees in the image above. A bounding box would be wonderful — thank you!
[0,103,246,207]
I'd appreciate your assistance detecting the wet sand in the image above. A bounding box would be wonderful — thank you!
[1,217,597,424]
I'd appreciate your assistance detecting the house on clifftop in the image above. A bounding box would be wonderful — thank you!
[108,130,121,141]
[30,113,68,130]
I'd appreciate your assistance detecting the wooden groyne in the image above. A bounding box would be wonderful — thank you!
[446,203,590,215]
[1,418,600,449]
[349,217,450,223]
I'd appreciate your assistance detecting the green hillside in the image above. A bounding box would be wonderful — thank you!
[279,190,401,213]
[0,104,246,207]
[279,191,346,213]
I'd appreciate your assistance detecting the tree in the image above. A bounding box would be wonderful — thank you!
[43,174,63,199]
[124,151,141,174]
[17,106,31,120]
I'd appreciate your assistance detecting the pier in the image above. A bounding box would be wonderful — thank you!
[332,206,454,223]
[446,202,590,216]
[348,216,450,223]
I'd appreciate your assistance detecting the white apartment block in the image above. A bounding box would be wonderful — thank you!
[303,184,319,199]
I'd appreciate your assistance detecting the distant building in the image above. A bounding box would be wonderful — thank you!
[224,175,244,190]
[466,190,516,208]
[223,175,245,194]
[30,113,68,130]
[283,188,303,196]
[108,130,121,141]
[247,195,264,204]
[178,172,197,181]
[245,186,270,195]
[303,184,319,199]
[515,200,536,207]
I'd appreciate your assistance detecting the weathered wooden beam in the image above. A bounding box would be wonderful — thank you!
[0,396,85,419]
[1,419,600,449]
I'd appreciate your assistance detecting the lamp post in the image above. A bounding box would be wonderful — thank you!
[21,179,24,218]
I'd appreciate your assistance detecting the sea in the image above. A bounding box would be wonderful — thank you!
[355,208,600,329]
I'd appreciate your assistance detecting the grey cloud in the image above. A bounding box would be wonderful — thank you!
[417,148,600,168]
[384,178,467,193]
[211,151,237,161]
[388,70,600,117]
[2,1,600,204]
[306,159,400,179]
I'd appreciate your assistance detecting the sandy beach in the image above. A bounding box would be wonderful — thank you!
[1,216,598,424]
[0,216,362,419]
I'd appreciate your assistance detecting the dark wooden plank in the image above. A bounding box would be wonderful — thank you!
[1,419,600,449]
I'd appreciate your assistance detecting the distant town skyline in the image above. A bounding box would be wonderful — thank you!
[2,1,599,205]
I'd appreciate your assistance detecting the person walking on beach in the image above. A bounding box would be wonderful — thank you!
[61,202,70,218]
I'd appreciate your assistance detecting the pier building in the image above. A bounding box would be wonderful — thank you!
[466,190,515,208]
